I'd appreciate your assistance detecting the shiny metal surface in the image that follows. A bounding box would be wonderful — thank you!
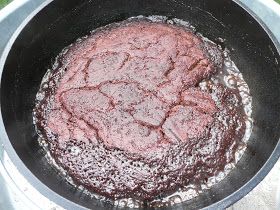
[227,1,280,209]
[0,150,63,210]
[0,0,279,209]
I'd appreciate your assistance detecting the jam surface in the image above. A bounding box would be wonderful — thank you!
[34,19,247,202]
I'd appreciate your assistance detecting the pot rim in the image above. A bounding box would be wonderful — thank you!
[0,0,279,209]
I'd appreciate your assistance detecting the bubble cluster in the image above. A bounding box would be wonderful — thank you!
[33,16,252,207]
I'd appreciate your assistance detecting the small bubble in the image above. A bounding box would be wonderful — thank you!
[224,60,232,67]
[117,199,127,207]
[225,75,237,88]
[244,106,252,117]
[169,195,182,204]
[68,146,81,156]
[227,66,239,73]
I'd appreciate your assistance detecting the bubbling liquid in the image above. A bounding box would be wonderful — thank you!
[33,16,252,208]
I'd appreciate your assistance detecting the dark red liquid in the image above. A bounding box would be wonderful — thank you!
[34,19,246,201]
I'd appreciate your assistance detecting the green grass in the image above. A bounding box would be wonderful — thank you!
[275,0,280,3]
[0,0,12,9]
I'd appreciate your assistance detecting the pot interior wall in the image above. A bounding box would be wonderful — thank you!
[1,0,280,209]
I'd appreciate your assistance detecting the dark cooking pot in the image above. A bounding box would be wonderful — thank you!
[0,0,280,209]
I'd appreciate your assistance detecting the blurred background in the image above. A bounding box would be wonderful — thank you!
[0,0,12,9]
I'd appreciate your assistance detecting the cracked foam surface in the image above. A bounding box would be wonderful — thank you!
[34,20,245,201]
